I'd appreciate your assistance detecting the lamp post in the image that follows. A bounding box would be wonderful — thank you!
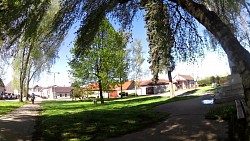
[48,71,60,99]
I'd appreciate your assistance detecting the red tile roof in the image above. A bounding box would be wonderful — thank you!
[115,80,134,90]
[82,82,99,91]
[82,82,116,91]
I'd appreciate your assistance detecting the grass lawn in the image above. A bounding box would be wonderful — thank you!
[179,86,220,96]
[196,86,221,93]
[0,101,25,116]
[35,95,200,141]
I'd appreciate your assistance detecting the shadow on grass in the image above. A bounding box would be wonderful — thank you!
[177,89,199,96]
[33,95,200,141]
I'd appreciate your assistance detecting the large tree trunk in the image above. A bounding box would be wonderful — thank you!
[170,0,250,139]
[168,70,175,98]
[98,79,104,104]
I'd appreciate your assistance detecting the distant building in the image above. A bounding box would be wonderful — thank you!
[83,79,177,98]
[174,74,195,89]
[138,79,176,95]
[5,81,19,95]
[29,85,73,99]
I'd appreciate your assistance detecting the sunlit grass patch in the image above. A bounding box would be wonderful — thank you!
[36,95,200,141]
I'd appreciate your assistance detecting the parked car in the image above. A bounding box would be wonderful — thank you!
[4,93,18,99]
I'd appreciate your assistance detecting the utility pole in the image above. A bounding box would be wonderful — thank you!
[48,71,60,99]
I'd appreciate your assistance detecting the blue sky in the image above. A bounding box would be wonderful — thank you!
[9,11,230,87]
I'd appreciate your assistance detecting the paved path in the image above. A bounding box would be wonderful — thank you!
[0,100,41,141]
[107,94,229,141]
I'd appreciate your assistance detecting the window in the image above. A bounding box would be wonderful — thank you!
[65,94,67,97]
[60,94,62,97]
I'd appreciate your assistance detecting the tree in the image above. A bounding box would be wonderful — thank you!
[0,0,52,49]
[2,0,250,138]
[143,0,176,97]
[11,1,61,102]
[210,76,215,83]
[130,39,145,96]
[69,18,128,104]
[215,76,220,84]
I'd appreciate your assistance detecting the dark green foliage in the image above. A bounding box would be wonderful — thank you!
[144,0,174,83]
[210,76,215,83]
[198,75,228,86]
[52,0,140,59]
[0,0,51,48]
[69,18,129,104]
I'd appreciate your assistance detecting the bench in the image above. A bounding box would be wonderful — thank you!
[235,99,249,119]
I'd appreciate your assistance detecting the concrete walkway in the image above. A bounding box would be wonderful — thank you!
[107,94,229,141]
[0,100,41,141]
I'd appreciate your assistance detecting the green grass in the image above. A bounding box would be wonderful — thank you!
[205,104,236,120]
[0,101,25,115]
[179,86,221,96]
[36,95,199,141]
[196,86,220,93]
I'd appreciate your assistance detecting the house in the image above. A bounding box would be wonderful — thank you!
[29,85,44,97]
[138,79,170,95]
[115,80,136,97]
[29,85,73,99]
[82,82,113,98]
[82,80,137,98]
[5,81,19,96]
[83,79,178,98]
[52,86,73,99]
[174,74,195,89]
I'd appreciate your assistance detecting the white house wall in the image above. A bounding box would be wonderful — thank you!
[140,85,167,95]
[55,92,71,99]
[89,91,109,98]
[154,85,167,94]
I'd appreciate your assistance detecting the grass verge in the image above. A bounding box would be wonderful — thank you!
[205,104,236,120]
[35,95,199,141]
[0,101,25,116]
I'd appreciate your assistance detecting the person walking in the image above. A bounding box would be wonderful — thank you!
[31,93,35,104]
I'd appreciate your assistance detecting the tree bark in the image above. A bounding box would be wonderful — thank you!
[98,79,104,104]
[170,0,250,139]
[168,70,175,98]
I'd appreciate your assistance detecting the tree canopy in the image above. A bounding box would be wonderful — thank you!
[69,18,129,103]
[1,1,250,137]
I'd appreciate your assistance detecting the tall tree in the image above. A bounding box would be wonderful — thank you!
[11,1,61,102]
[143,0,176,97]
[113,34,130,98]
[130,39,145,95]
[69,18,128,104]
[2,0,250,138]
